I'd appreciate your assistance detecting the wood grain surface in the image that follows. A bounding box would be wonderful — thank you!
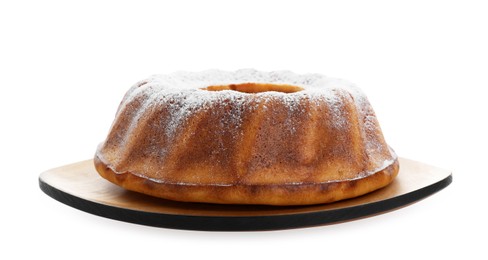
[39,157,452,231]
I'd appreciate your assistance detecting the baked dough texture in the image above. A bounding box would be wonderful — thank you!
[95,69,399,205]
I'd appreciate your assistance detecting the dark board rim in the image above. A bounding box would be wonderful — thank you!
[38,173,452,231]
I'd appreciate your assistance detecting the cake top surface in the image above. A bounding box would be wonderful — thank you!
[141,69,357,92]
[124,69,371,108]
[116,69,375,147]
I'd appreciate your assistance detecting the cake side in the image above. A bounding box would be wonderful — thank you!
[95,69,399,205]
[95,153,399,205]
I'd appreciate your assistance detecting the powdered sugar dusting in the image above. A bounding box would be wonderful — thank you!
[144,69,358,92]
[125,69,370,141]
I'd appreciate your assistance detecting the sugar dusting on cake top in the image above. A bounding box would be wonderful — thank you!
[118,69,371,140]
[141,69,357,92]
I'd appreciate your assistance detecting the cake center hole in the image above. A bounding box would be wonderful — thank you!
[202,83,304,93]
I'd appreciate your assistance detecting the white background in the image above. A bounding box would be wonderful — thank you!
[1,0,486,259]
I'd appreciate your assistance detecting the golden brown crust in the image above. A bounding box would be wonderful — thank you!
[94,154,399,206]
[95,71,400,205]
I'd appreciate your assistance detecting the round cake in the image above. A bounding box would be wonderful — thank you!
[94,69,399,205]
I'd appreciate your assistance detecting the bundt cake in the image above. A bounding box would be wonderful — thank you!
[94,69,399,205]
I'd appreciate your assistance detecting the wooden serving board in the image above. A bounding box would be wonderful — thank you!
[39,158,452,231]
